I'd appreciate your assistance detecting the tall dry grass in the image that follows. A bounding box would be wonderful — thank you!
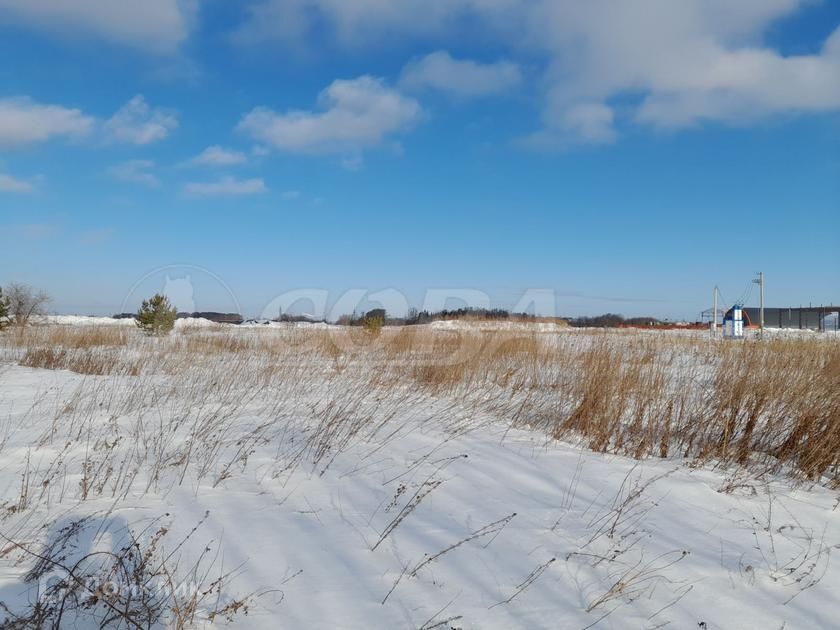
[1,323,838,484]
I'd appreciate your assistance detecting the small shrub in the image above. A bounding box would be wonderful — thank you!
[136,294,177,336]
[362,309,385,336]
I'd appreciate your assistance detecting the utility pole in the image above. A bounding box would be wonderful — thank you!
[760,272,765,334]
[753,272,765,336]
[711,286,718,338]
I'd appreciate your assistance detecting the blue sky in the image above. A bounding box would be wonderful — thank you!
[1,0,838,319]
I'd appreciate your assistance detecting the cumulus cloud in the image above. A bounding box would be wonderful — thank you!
[0,172,34,193]
[523,102,617,148]
[400,51,521,98]
[183,176,268,196]
[0,0,196,53]
[526,2,840,140]
[562,103,616,144]
[237,76,422,155]
[0,97,94,147]
[0,95,179,149]
[632,44,840,129]
[235,0,840,145]
[105,95,178,145]
[108,160,159,187]
[185,145,248,167]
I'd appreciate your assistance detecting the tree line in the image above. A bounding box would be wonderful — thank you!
[337,308,661,328]
[0,284,662,333]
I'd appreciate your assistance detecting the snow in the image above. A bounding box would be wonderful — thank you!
[38,315,840,337]
[41,315,136,326]
[41,314,338,330]
[237,319,334,329]
[0,325,838,628]
[41,315,222,328]
[429,320,571,333]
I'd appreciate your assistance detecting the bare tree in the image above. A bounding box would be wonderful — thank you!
[0,287,9,330]
[4,282,50,326]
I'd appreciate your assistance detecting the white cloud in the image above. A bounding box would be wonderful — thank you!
[632,44,840,129]
[523,102,617,148]
[108,160,159,187]
[105,95,178,145]
[183,176,268,197]
[0,95,180,150]
[0,0,196,53]
[0,97,94,147]
[237,76,422,155]
[400,51,521,98]
[236,0,840,145]
[185,145,248,167]
[280,190,301,199]
[519,1,840,142]
[561,103,616,144]
[0,172,34,193]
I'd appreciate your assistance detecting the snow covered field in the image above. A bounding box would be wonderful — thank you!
[0,323,838,628]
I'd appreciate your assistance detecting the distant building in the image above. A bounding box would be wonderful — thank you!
[732,306,840,331]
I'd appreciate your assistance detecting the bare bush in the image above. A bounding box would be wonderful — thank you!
[3,283,50,327]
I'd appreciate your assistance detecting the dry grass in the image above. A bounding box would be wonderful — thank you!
[1,323,839,485]
[0,509,256,629]
[8,325,131,349]
[0,321,837,626]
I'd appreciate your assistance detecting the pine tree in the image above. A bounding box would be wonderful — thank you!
[0,288,9,330]
[361,308,385,335]
[136,294,177,336]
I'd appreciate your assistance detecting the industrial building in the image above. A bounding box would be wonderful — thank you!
[740,306,839,331]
